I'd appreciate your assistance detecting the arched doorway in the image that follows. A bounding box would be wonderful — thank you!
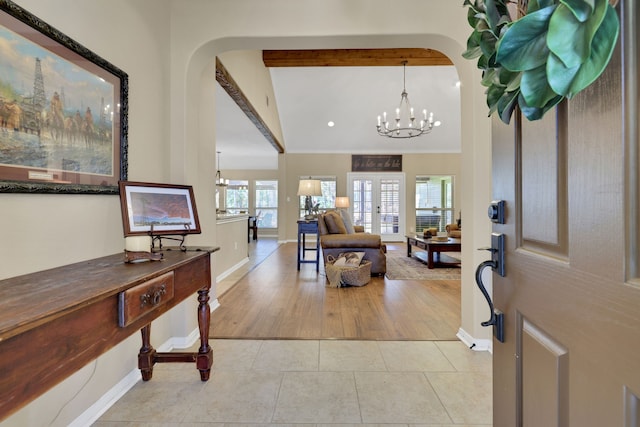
[176,31,493,349]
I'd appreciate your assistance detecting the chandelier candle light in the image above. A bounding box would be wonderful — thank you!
[377,61,437,139]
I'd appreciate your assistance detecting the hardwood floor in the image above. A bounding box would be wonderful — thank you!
[211,241,461,340]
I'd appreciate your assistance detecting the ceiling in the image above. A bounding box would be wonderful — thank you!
[215,51,462,170]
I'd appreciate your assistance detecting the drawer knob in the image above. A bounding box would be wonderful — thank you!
[140,284,167,308]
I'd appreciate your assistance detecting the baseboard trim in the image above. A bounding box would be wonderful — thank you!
[457,327,493,353]
[215,257,249,282]
[68,367,140,427]
[70,327,203,426]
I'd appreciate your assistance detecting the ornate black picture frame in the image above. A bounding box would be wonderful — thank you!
[0,0,128,194]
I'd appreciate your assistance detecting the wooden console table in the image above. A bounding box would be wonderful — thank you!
[0,248,218,421]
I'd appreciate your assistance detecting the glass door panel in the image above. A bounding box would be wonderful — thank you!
[348,173,404,241]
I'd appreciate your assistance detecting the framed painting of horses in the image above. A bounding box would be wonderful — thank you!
[0,0,128,194]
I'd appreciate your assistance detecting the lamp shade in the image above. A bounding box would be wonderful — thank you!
[335,197,350,208]
[297,179,322,196]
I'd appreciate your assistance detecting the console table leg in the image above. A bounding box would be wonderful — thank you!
[138,324,156,381]
[196,288,213,381]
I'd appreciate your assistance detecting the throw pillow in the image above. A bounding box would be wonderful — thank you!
[324,211,347,234]
[333,251,365,266]
[339,209,355,234]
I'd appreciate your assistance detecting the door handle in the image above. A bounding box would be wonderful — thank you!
[475,233,505,343]
[377,206,380,214]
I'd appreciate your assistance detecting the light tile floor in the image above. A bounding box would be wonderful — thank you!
[94,339,492,426]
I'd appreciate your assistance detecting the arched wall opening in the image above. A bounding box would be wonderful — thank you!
[179,33,493,347]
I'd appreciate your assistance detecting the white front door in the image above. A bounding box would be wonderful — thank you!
[347,172,405,241]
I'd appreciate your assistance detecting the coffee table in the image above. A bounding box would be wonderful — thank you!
[405,234,461,269]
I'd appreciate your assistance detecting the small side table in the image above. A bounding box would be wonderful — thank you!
[297,219,319,272]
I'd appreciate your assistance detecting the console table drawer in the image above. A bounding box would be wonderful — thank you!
[118,272,175,327]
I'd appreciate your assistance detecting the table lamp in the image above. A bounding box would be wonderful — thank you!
[335,197,350,210]
[297,179,322,219]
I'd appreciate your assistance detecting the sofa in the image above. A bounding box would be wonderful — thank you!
[317,211,387,275]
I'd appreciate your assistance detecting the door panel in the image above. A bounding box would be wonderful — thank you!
[519,315,569,427]
[519,105,568,257]
[351,176,373,232]
[491,3,640,426]
[348,173,404,241]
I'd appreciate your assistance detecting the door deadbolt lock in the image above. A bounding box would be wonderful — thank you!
[488,200,506,224]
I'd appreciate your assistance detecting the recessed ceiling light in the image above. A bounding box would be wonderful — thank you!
[327,121,335,127]
[434,121,442,127]
[455,81,461,88]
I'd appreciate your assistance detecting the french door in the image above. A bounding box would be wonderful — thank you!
[347,173,404,241]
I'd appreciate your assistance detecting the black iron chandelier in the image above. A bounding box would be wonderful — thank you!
[376,61,438,139]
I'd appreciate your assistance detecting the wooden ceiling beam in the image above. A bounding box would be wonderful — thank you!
[216,57,285,153]
[262,48,453,67]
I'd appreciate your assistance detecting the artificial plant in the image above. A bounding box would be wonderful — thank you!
[463,0,620,124]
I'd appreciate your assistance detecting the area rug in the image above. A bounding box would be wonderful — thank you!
[385,249,461,280]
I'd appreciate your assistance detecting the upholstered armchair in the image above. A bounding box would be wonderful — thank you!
[446,223,461,238]
[317,211,387,275]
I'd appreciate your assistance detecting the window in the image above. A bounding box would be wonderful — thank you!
[255,180,278,228]
[225,180,249,214]
[298,176,337,218]
[415,175,454,232]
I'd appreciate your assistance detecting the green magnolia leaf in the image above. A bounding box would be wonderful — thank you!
[497,14,512,27]
[463,31,482,59]
[474,12,488,26]
[467,6,480,27]
[494,0,512,18]
[497,90,520,123]
[564,3,619,97]
[548,0,607,68]
[462,45,482,60]
[560,0,595,22]
[462,0,618,123]
[499,68,520,86]
[529,0,557,13]
[475,19,491,34]
[521,64,560,107]
[547,52,581,95]
[496,5,557,71]
[479,30,498,58]
[477,52,489,70]
[487,84,506,113]
[484,0,503,32]
[481,68,499,87]
[519,92,564,120]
